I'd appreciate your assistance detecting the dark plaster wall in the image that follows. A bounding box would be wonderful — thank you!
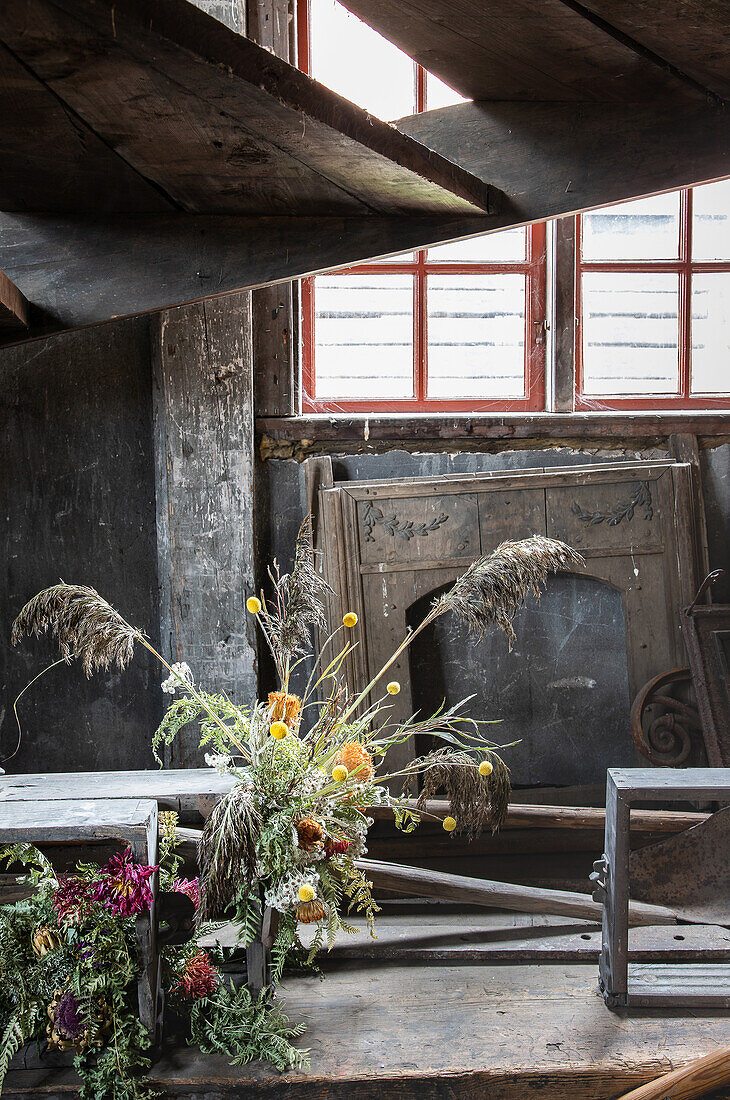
[1,319,162,773]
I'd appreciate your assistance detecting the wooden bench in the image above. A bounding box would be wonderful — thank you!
[0,797,160,1035]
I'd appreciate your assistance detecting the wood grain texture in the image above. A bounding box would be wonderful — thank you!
[152,294,258,767]
[7,961,730,1098]
[0,270,28,333]
[0,0,491,217]
[617,1044,730,1099]
[338,0,695,103]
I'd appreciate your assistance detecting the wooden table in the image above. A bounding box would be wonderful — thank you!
[0,769,235,821]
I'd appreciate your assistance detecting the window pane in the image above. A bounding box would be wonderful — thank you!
[581,193,680,261]
[427,274,525,398]
[425,71,469,110]
[581,272,679,395]
[693,179,730,261]
[310,0,415,120]
[313,275,413,400]
[692,273,730,393]
[427,228,526,263]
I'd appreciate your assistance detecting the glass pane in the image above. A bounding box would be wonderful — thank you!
[692,273,730,393]
[310,0,415,120]
[313,274,413,400]
[693,179,730,261]
[427,274,525,399]
[427,228,526,263]
[425,71,469,110]
[581,272,679,395]
[581,192,680,261]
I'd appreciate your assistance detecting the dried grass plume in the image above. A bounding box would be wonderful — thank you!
[11,583,142,676]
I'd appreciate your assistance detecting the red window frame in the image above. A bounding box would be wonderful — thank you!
[297,0,546,414]
[301,229,547,413]
[575,186,730,410]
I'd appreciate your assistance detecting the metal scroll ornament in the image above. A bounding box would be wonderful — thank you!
[571,480,653,526]
[362,501,449,542]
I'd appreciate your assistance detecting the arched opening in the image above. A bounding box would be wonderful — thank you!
[407,573,633,789]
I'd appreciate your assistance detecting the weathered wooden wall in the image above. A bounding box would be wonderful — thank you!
[1,291,257,773]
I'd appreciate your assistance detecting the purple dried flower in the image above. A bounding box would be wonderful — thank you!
[54,992,85,1041]
[173,877,201,909]
[52,875,94,924]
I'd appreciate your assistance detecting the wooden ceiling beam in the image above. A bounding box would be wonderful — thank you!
[2,88,728,336]
[336,0,702,103]
[0,0,491,217]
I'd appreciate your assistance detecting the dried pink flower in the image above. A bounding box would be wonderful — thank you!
[173,951,218,1000]
[173,877,201,909]
[94,848,158,917]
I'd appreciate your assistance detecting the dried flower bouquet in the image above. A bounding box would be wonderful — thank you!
[9,521,582,1072]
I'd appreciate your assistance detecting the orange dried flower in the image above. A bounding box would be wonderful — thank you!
[334,742,374,783]
[297,899,326,924]
[296,817,324,852]
[268,691,302,727]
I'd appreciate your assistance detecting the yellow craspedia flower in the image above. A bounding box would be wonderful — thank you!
[386,681,401,695]
[298,884,316,903]
[479,760,493,777]
[270,721,288,740]
[332,764,349,783]
[246,596,262,614]
[442,816,457,832]
[343,612,358,628]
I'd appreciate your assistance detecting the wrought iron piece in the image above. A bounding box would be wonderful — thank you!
[630,666,703,766]
[630,806,730,927]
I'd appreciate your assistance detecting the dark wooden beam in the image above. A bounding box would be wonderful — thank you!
[396,95,730,229]
[0,212,492,333]
[0,0,491,217]
[553,217,577,414]
[0,270,29,333]
[257,413,730,455]
[573,0,730,102]
[337,0,706,103]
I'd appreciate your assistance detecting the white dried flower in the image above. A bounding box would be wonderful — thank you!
[204,752,233,775]
[161,661,193,694]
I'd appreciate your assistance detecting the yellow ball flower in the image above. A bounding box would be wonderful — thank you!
[386,681,401,695]
[246,596,262,614]
[332,764,349,783]
[479,760,493,777]
[343,612,358,628]
[442,816,457,832]
[270,721,288,740]
[298,884,316,903]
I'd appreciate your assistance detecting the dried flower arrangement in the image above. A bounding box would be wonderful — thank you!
[0,815,305,1099]
[8,521,582,1074]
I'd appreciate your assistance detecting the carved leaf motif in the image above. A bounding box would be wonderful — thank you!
[362,501,449,543]
[571,481,653,527]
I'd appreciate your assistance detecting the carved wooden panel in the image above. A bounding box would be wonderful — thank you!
[313,462,700,775]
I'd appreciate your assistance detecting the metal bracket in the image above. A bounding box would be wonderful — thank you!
[590,855,609,904]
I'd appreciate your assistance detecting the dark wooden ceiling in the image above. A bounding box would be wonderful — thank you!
[1,0,729,334]
[338,0,729,104]
[0,0,490,217]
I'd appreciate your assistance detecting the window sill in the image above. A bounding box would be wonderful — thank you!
[258,410,730,453]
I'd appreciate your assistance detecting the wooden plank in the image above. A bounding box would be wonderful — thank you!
[0,270,29,333]
[617,1043,730,1099]
[338,0,694,103]
[8,961,730,1098]
[258,412,730,452]
[610,767,730,799]
[0,40,171,215]
[357,857,677,926]
[669,433,712,583]
[574,0,730,102]
[0,0,492,217]
[627,963,730,1008]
